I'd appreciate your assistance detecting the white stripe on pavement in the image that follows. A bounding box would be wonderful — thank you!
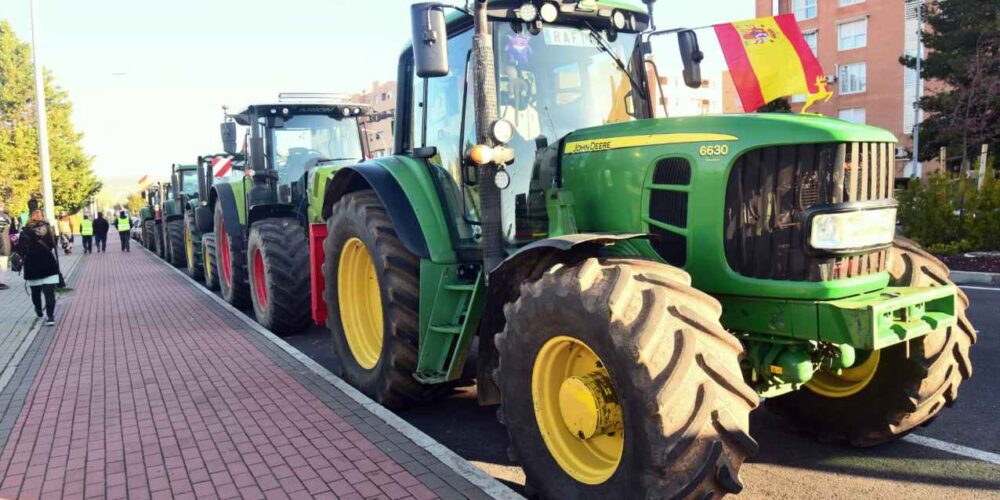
[959,285,1000,292]
[903,434,1000,466]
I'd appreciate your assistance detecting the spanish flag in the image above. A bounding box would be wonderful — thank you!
[714,14,832,113]
[138,175,150,189]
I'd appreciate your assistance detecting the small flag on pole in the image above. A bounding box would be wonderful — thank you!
[212,156,234,178]
[138,175,150,189]
[714,14,832,113]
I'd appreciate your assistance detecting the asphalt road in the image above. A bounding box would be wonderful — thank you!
[249,284,1000,498]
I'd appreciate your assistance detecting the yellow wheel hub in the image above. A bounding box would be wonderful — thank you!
[532,336,623,485]
[806,349,881,398]
[337,237,383,370]
[185,226,194,267]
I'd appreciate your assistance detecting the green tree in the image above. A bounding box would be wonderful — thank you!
[126,192,144,215]
[901,0,1000,169]
[0,20,100,216]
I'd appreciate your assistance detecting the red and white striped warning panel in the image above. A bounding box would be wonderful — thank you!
[213,156,234,178]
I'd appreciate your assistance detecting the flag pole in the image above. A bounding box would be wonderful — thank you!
[29,0,57,227]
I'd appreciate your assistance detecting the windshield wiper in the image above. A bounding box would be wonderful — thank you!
[586,24,646,104]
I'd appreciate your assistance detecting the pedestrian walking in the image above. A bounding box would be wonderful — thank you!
[57,212,73,255]
[80,214,94,254]
[0,202,13,291]
[16,210,62,326]
[116,211,132,252]
[93,213,109,252]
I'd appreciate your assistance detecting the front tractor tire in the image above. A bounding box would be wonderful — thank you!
[202,233,220,291]
[766,236,976,446]
[184,212,204,281]
[322,190,446,408]
[167,219,186,267]
[214,203,250,308]
[247,218,311,336]
[496,258,759,498]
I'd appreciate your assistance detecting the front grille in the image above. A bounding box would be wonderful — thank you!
[723,142,895,281]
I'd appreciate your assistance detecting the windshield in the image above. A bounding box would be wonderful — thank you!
[496,23,638,241]
[269,114,362,174]
[180,170,198,196]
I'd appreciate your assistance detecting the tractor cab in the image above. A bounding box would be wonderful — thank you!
[225,95,370,213]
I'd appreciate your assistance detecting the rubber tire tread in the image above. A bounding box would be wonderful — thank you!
[185,211,204,281]
[322,190,448,409]
[496,258,759,499]
[765,236,976,446]
[142,220,155,251]
[202,233,220,291]
[214,202,251,308]
[247,218,312,336]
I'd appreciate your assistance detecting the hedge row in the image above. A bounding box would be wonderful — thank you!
[897,173,1000,255]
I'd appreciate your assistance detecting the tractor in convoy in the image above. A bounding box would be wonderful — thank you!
[298,1,976,498]
[139,183,164,253]
[192,153,242,290]
[195,95,373,335]
[157,163,199,268]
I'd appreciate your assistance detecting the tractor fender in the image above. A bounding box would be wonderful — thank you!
[212,182,244,241]
[476,232,650,405]
[247,203,300,229]
[321,163,430,259]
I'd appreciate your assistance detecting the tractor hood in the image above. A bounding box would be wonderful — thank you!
[561,113,896,157]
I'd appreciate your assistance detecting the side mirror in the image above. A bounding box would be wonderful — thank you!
[411,3,449,78]
[141,191,147,200]
[678,30,703,89]
[221,122,238,155]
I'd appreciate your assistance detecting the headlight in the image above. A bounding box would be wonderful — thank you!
[809,206,897,252]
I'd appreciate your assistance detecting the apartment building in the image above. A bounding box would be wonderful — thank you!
[350,80,396,158]
[755,0,930,176]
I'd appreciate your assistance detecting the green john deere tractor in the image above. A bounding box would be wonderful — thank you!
[193,153,242,291]
[194,96,373,335]
[308,1,976,497]
[140,183,164,253]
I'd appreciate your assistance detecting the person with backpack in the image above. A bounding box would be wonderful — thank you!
[93,213,109,252]
[116,210,132,252]
[0,202,12,291]
[16,210,62,326]
[80,214,94,254]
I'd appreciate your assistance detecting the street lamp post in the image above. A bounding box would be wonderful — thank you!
[911,0,924,178]
[29,0,57,227]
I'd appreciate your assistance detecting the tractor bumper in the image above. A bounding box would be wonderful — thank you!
[719,285,958,350]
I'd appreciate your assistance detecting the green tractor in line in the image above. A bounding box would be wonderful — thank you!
[194,96,375,335]
[192,153,243,290]
[304,1,975,497]
[139,183,164,253]
[157,163,199,268]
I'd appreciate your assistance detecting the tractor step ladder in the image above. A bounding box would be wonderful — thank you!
[415,270,485,384]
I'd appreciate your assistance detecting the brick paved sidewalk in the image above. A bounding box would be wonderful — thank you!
[0,240,515,499]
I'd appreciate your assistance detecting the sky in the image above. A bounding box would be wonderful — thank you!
[1,0,752,190]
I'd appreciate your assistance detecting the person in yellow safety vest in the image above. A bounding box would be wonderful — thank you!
[80,215,94,254]
[116,211,133,252]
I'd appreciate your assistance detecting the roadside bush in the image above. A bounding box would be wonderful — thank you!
[897,172,1000,253]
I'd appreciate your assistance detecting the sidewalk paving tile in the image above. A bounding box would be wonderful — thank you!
[0,234,510,499]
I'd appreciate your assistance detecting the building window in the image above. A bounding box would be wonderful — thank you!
[839,0,865,5]
[838,63,867,94]
[839,108,866,123]
[803,31,818,56]
[838,18,867,50]
[792,0,817,20]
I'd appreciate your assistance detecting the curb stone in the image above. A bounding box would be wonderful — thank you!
[949,270,1000,287]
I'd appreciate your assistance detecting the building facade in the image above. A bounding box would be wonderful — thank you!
[350,80,396,158]
[755,0,930,176]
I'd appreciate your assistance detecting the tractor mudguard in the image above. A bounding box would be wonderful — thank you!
[195,205,213,234]
[213,183,244,241]
[477,232,650,405]
[247,203,300,229]
[322,163,430,259]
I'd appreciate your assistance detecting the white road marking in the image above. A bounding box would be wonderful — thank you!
[960,285,1000,292]
[903,434,1000,466]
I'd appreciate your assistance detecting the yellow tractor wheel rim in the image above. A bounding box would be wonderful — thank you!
[203,243,213,281]
[337,237,383,370]
[531,336,623,485]
[806,350,881,398]
[185,226,195,268]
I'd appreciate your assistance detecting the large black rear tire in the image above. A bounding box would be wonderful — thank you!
[142,220,155,250]
[247,218,311,336]
[496,258,758,499]
[202,233,220,291]
[322,190,447,408]
[214,203,250,308]
[167,219,186,267]
[184,212,204,281]
[765,236,976,446]
[155,222,165,258]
